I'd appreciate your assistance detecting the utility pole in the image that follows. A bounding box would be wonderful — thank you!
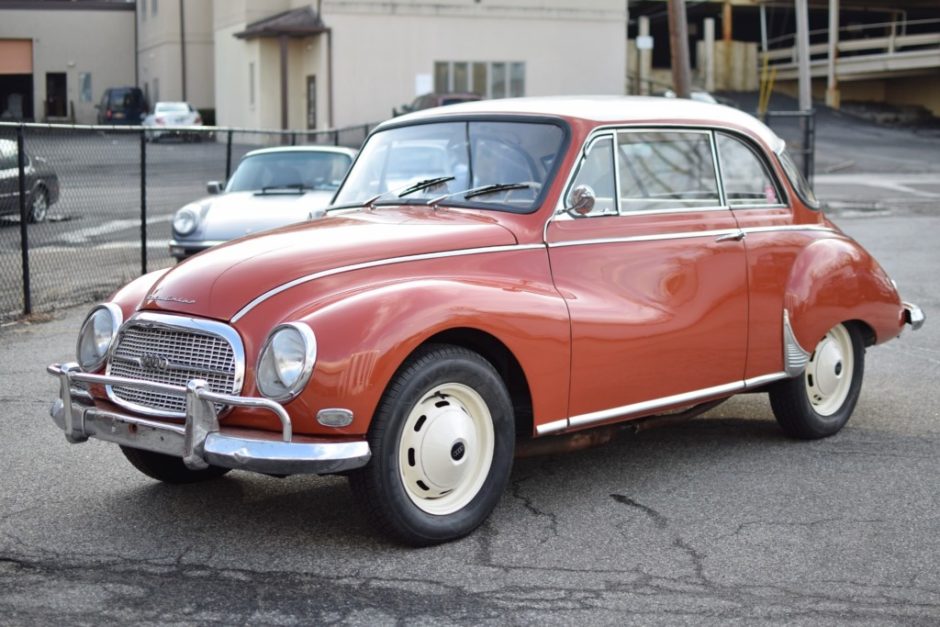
[667,0,692,98]
[795,0,812,111]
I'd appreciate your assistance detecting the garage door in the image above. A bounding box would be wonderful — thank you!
[0,40,33,75]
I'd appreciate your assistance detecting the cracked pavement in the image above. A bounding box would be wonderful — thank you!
[1,212,938,623]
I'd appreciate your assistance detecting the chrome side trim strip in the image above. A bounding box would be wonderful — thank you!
[548,228,738,249]
[742,225,834,235]
[744,372,789,388]
[232,243,545,323]
[546,225,835,249]
[537,371,792,436]
[535,418,569,436]
[568,381,743,430]
[783,310,812,377]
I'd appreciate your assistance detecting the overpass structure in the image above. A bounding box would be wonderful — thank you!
[765,17,940,83]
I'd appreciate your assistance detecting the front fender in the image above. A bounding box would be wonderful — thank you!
[108,268,171,321]
[302,277,571,437]
[784,236,903,351]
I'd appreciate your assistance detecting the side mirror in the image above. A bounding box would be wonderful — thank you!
[566,185,596,216]
[206,181,224,195]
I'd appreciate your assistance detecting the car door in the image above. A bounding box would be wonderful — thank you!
[0,146,18,211]
[545,128,749,429]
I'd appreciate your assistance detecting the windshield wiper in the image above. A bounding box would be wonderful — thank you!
[464,182,533,199]
[428,182,535,206]
[255,184,309,195]
[361,175,456,207]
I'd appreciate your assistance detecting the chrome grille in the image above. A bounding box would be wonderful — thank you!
[107,315,243,416]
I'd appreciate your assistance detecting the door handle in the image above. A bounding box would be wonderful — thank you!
[715,230,746,243]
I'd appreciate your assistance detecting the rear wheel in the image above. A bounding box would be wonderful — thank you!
[769,322,865,439]
[28,188,48,223]
[349,344,515,546]
[120,446,231,484]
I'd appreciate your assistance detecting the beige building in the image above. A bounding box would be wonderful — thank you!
[0,1,135,122]
[137,0,215,112]
[213,0,627,130]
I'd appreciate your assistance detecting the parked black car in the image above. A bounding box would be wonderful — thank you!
[0,139,60,223]
[96,86,148,125]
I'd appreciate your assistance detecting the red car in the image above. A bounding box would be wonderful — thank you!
[48,97,924,545]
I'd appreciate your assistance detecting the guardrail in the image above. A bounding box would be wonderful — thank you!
[763,17,940,79]
[0,122,376,322]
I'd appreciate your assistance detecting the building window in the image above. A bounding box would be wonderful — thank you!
[79,73,92,103]
[152,0,158,17]
[434,61,525,98]
[249,62,255,107]
[140,0,146,20]
[153,78,160,104]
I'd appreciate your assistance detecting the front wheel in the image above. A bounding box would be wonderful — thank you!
[120,446,231,483]
[28,188,48,223]
[769,322,865,439]
[349,345,515,546]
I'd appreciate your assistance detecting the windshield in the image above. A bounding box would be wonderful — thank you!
[226,151,353,193]
[156,102,190,113]
[333,120,566,212]
[778,148,818,208]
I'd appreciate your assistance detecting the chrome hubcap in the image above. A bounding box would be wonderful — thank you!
[32,193,47,221]
[399,383,494,515]
[804,324,854,416]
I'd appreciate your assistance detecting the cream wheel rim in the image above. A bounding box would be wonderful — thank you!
[398,382,495,515]
[804,324,854,416]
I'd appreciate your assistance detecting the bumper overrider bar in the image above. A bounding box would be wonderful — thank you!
[46,362,370,475]
[903,302,925,331]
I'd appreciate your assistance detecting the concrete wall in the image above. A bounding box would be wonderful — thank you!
[0,7,135,123]
[776,74,940,117]
[138,0,215,111]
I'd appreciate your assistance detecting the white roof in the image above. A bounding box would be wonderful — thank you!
[244,145,358,158]
[381,95,784,152]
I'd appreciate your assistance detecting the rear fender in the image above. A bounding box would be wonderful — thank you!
[784,237,903,352]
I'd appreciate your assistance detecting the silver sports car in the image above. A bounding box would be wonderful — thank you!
[169,145,356,260]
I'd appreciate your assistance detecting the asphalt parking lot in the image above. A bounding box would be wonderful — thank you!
[1,206,939,625]
[1,110,938,623]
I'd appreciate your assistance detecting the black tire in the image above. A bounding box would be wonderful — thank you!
[769,322,865,439]
[120,446,231,484]
[349,344,515,546]
[28,188,48,223]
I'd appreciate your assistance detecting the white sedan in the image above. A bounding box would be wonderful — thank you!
[143,101,204,142]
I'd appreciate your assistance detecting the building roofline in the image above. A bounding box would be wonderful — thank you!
[0,0,134,11]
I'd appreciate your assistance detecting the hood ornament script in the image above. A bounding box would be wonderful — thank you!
[150,294,196,305]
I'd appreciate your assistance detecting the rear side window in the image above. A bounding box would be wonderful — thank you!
[778,148,819,208]
[716,133,784,207]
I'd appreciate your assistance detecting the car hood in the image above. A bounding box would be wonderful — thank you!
[144,207,518,321]
[195,190,336,239]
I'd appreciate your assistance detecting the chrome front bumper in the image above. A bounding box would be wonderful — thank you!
[903,302,925,331]
[46,362,370,475]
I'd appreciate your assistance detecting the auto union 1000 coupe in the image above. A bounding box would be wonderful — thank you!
[48,97,923,545]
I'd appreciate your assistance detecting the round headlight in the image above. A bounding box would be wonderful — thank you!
[76,303,123,372]
[173,203,202,236]
[256,323,317,402]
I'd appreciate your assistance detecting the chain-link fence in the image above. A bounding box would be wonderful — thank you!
[0,122,375,322]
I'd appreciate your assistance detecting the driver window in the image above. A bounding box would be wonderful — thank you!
[568,136,616,216]
[617,131,720,212]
